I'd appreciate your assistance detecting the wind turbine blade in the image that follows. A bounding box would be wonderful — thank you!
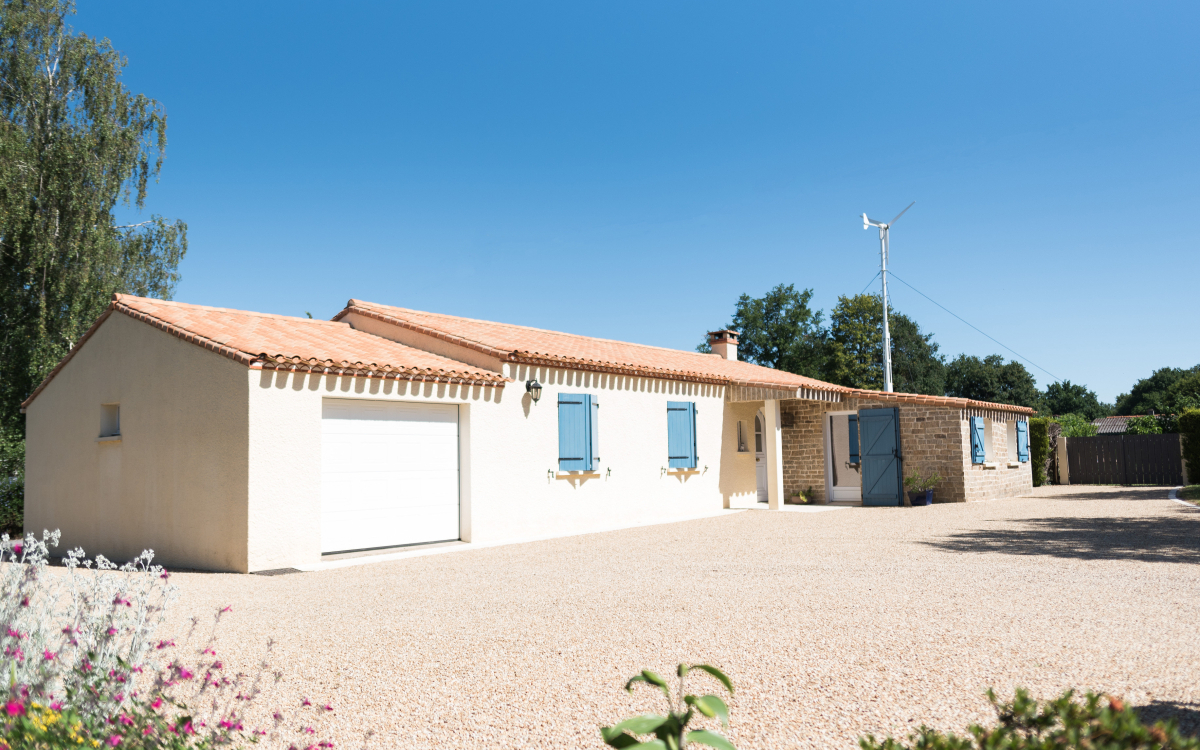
[889,201,916,226]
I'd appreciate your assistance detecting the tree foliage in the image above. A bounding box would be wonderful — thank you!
[0,0,186,442]
[823,293,945,394]
[944,354,1042,410]
[708,284,826,378]
[1042,380,1111,420]
[1114,365,1200,416]
[1055,413,1098,438]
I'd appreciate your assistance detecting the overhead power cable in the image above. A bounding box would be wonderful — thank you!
[887,271,1063,384]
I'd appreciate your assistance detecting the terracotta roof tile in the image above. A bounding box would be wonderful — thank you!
[20,295,508,408]
[338,300,846,392]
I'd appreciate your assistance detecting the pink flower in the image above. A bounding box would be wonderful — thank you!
[202,648,216,655]
[43,650,56,661]
[118,714,134,726]
[301,698,312,707]
[4,701,25,717]
[303,726,315,734]
[177,668,194,680]
[50,702,64,711]
[220,606,232,613]
[212,660,223,670]
[107,734,122,746]
[160,571,170,580]
[5,628,21,639]
[19,597,28,607]
[12,543,22,555]
[323,704,333,711]
[156,640,175,650]
[82,660,93,672]
[107,628,118,636]
[150,697,163,710]
[143,726,154,736]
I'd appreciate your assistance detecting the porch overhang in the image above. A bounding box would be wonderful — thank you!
[726,384,844,403]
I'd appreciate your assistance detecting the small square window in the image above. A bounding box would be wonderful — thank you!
[100,404,120,438]
[736,420,749,453]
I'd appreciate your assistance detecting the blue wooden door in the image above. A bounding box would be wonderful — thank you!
[859,407,903,506]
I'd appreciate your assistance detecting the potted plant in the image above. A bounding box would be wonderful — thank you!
[904,470,940,506]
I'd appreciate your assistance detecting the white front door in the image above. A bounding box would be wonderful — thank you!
[754,412,768,503]
[320,398,460,554]
[826,411,863,503]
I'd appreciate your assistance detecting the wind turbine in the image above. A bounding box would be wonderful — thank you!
[861,202,914,393]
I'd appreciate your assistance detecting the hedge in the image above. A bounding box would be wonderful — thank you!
[1029,417,1052,486]
[1181,409,1200,482]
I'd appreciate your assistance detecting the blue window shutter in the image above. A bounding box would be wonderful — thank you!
[1016,420,1029,462]
[848,414,860,464]
[589,395,600,470]
[558,394,588,471]
[970,416,986,464]
[667,401,696,469]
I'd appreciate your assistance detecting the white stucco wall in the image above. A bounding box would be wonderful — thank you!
[242,360,752,570]
[24,314,250,572]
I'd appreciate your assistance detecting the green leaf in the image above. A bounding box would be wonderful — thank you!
[628,742,668,750]
[600,728,642,748]
[642,670,669,689]
[607,715,668,736]
[628,672,676,696]
[686,730,736,750]
[677,663,690,679]
[690,665,734,695]
[685,695,729,727]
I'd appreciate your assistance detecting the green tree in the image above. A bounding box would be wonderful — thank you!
[0,0,186,501]
[702,284,826,378]
[944,354,1042,410]
[1114,365,1200,415]
[1041,380,1112,420]
[823,293,944,394]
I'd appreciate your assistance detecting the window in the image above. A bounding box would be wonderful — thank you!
[100,404,120,438]
[969,416,986,464]
[1006,420,1018,461]
[736,420,748,453]
[667,401,697,469]
[754,414,763,453]
[558,393,599,471]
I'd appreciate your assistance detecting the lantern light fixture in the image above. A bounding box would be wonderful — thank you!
[526,379,543,404]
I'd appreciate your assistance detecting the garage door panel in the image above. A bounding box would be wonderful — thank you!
[320,399,460,554]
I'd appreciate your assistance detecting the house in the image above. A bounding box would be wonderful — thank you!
[22,295,1034,573]
[1092,415,1136,434]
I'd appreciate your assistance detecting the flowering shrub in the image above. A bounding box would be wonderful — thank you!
[1,531,334,749]
[859,688,1200,750]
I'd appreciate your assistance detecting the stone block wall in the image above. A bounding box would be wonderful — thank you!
[960,409,1034,502]
[778,397,1032,503]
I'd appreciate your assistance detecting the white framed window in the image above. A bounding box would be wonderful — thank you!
[1006,420,1017,461]
[736,420,749,453]
[100,403,120,438]
[754,414,764,453]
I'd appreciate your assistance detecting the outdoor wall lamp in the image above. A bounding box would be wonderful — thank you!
[526,379,543,403]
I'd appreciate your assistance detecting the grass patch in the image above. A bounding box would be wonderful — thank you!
[1180,485,1200,503]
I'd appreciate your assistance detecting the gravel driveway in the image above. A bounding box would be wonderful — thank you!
[160,486,1200,749]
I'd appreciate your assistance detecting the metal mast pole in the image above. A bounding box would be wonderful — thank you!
[879,225,893,392]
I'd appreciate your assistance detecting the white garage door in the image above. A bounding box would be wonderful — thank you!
[321,399,460,554]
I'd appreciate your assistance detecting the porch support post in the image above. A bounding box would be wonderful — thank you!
[764,399,785,509]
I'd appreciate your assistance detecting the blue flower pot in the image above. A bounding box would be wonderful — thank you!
[908,490,933,506]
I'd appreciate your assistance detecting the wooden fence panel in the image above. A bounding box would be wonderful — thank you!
[1066,433,1182,486]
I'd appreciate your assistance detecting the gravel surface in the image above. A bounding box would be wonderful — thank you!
[155,485,1200,749]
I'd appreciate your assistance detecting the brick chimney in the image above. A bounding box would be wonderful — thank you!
[707,330,739,361]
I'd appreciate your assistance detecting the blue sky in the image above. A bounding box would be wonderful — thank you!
[78,1,1199,403]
